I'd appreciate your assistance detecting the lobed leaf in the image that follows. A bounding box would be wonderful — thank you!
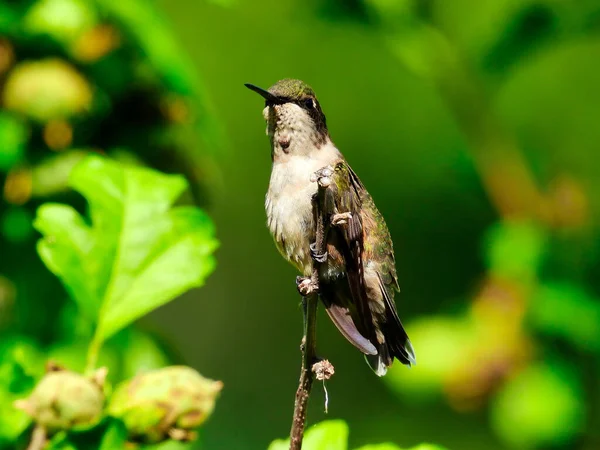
[34,155,218,348]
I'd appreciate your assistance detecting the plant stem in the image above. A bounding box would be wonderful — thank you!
[289,180,328,450]
[289,294,319,450]
[26,426,46,450]
[85,332,102,374]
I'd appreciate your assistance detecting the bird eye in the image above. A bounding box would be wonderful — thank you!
[304,98,315,109]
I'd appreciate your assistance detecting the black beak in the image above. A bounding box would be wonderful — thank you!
[244,83,283,104]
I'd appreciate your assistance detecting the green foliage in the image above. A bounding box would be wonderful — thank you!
[3,59,93,122]
[0,0,223,448]
[484,221,546,282]
[356,445,448,450]
[1,206,34,243]
[23,0,98,52]
[98,420,128,450]
[0,112,28,171]
[3,155,222,449]
[268,421,449,450]
[529,283,600,351]
[0,337,45,444]
[384,317,473,400]
[2,0,600,448]
[34,155,218,362]
[268,420,349,450]
[491,363,585,449]
[354,445,403,450]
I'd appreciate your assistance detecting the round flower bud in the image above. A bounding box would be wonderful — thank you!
[109,366,222,443]
[14,367,106,432]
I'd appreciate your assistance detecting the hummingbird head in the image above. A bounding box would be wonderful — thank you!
[245,79,329,158]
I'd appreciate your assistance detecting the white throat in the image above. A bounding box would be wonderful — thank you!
[263,103,326,162]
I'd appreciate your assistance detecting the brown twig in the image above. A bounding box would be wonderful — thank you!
[289,178,329,450]
[26,426,47,450]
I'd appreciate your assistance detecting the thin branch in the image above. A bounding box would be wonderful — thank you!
[289,293,318,450]
[289,177,329,450]
[26,426,46,450]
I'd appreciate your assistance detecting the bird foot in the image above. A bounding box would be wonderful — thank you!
[310,166,334,188]
[296,276,319,296]
[331,212,352,226]
[310,242,328,262]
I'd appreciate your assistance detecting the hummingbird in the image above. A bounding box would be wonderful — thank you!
[245,79,416,376]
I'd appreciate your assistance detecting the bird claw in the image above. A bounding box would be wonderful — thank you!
[310,242,328,262]
[331,212,352,226]
[296,276,319,296]
[310,166,334,188]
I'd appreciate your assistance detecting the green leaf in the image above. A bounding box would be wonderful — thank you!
[99,420,128,450]
[143,440,196,450]
[1,206,34,244]
[0,390,31,442]
[23,0,98,49]
[0,336,45,441]
[491,362,585,448]
[354,444,403,450]
[46,432,75,450]
[117,329,170,379]
[93,0,196,95]
[529,283,600,352]
[0,112,28,171]
[355,445,448,450]
[484,221,546,282]
[408,446,450,450]
[383,317,474,401]
[267,440,289,450]
[268,420,348,450]
[34,155,218,352]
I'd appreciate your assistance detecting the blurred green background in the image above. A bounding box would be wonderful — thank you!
[2,0,600,449]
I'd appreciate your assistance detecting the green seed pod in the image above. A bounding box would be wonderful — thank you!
[14,367,106,432]
[109,366,223,443]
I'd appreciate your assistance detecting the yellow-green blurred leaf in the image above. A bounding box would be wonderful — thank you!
[491,362,584,449]
[24,0,97,49]
[268,420,348,450]
[484,221,546,282]
[354,444,403,450]
[99,420,128,450]
[355,445,449,450]
[0,336,44,441]
[383,317,473,401]
[530,283,600,352]
[3,59,93,122]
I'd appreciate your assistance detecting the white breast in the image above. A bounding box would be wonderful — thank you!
[265,141,341,275]
[266,156,320,275]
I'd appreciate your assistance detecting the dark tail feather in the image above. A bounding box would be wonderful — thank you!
[364,327,416,377]
[365,344,391,377]
[386,317,417,367]
[366,274,417,376]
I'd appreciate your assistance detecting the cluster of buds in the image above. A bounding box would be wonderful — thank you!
[14,363,223,447]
